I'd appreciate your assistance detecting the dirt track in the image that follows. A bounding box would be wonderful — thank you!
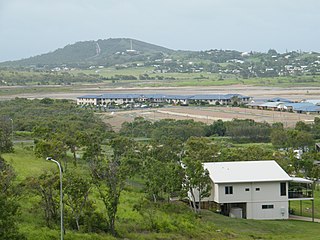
[100,106,317,131]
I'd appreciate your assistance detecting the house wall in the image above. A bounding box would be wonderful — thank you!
[77,98,97,105]
[217,182,289,220]
[247,201,288,219]
[217,182,288,203]
[190,181,290,220]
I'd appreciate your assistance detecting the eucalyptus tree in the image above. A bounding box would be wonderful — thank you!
[90,136,140,236]
[181,137,214,213]
[0,157,26,240]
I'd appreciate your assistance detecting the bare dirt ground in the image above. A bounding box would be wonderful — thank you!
[99,106,317,131]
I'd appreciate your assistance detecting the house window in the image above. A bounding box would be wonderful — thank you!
[245,188,250,191]
[255,188,260,191]
[225,186,233,194]
[280,182,286,196]
[262,205,274,209]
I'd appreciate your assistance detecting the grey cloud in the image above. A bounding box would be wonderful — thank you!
[1,0,320,61]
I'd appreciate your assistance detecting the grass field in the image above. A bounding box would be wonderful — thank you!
[2,145,320,240]
[2,67,320,90]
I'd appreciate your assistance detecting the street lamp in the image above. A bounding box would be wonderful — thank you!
[46,157,64,240]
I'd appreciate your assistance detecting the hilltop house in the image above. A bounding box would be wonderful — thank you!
[191,161,314,220]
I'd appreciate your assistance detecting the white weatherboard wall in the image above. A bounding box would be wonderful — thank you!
[217,182,288,219]
[218,182,288,203]
[248,201,288,220]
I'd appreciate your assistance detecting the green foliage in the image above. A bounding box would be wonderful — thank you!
[25,170,60,227]
[0,70,106,85]
[205,119,226,136]
[142,156,184,202]
[225,119,271,143]
[91,137,140,235]
[120,118,207,142]
[4,145,320,239]
[182,137,213,213]
[0,98,110,132]
[120,117,153,138]
[0,117,13,153]
[0,157,26,239]
[271,127,314,150]
[219,145,274,162]
[64,171,93,231]
[152,119,207,142]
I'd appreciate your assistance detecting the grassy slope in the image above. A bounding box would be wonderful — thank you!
[3,145,320,240]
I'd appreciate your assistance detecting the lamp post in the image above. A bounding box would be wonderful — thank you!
[46,157,64,240]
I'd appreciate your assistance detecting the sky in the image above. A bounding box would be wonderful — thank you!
[0,0,320,62]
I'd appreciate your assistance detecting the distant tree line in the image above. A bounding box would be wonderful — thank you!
[0,70,106,86]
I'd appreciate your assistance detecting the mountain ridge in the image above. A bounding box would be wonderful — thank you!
[0,38,176,67]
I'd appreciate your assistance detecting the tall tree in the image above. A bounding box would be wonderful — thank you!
[26,171,60,227]
[0,118,13,153]
[0,157,26,240]
[182,137,213,213]
[63,172,92,231]
[90,136,139,236]
[182,156,211,213]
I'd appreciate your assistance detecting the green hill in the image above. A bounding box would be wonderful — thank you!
[2,38,320,81]
[1,38,175,68]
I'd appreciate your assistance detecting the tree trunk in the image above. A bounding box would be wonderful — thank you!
[73,150,77,167]
[75,217,80,231]
[189,188,197,213]
[198,190,201,213]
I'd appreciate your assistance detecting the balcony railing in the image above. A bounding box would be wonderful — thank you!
[288,189,313,199]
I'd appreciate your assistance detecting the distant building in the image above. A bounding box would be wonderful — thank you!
[76,93,251,107]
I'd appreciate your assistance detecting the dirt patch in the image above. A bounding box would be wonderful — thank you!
[100,106,317,131]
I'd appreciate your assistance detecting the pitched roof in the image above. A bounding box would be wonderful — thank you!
[268,97,292,103]
[259,102,284,108]
[283,102,314,110]
[77,94,101,99]
[203,160,292,183]
[304,99,320,105]
[189,94,247,100]
[100,94,141,99]
[295,105,320,112]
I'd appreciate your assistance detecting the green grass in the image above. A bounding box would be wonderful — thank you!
[2,145,53,181]
[2,68,320,98]
[289,187,320,218]
[3,145,320,239]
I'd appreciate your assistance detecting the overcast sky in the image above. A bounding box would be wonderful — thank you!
[1,0,320,62]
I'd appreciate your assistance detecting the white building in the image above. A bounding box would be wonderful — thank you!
[76,94,100,106]
[192,161,313,220]
[76,93,252,107]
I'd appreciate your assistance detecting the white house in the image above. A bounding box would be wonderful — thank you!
[192,161,313,220]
